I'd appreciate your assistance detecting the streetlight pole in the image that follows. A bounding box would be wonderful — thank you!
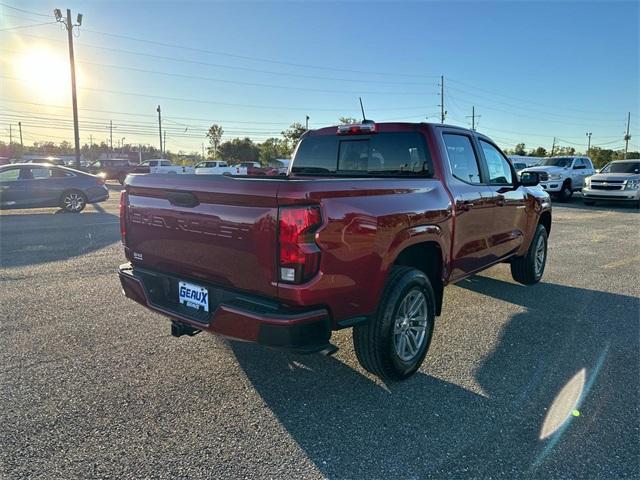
[586,132,592,157]
[54,8,83,169]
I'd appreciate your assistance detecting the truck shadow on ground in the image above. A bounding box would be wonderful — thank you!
[0,209,120,268]
[231,277,639,478]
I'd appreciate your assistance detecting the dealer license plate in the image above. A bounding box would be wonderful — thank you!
[178,281,209,312]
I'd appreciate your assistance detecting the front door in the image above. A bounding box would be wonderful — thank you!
[477,139,527,259]
[0,166,23,208]
[442,132,497,280]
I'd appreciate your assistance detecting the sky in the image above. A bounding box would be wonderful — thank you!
[0,0,638,155]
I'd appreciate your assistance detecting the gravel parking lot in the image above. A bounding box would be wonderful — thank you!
[1,183,638,479]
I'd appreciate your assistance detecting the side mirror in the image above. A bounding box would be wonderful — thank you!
[520,171,539,187]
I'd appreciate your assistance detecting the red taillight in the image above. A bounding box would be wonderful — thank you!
[119,190,127,245]
[278,206,322,283]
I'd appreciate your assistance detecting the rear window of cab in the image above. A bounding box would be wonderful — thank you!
[292,132,433,177]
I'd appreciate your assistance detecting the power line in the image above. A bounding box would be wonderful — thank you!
[1,4,441,79]
[81,27,442,79]
[0,2,51,18]
[0,21,56,32]
[447,84,622,122]
[0,36,431,87]
[447,77,621,116]
[0,74,434,112]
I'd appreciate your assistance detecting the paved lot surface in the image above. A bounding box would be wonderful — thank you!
[1,184,639,479]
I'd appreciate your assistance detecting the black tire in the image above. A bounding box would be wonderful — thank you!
[557,181,573,202]
[353,266,436,381]
[583,200,596,206]
[118,173,127,185]
[510,224,548,285]
[60,190,87,213]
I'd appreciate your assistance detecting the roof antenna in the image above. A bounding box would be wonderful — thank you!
[359,97,367,122]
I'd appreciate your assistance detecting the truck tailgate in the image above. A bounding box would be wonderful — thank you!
[123,174,280,298]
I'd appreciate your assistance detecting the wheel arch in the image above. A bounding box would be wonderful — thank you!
[392,240,445,316]
[539,210,552,236]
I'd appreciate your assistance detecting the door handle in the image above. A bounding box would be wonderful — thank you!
[456,200,474,211]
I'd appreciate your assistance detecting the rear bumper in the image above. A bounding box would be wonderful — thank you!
[118,263,332,353]
[582,188,640,201]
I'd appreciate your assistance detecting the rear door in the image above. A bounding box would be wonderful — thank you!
[477,139,527,259]
[441,132,497,280]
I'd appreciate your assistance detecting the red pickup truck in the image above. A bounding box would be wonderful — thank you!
[118,122,551,380]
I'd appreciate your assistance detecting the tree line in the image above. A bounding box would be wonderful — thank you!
[503,143,638,168]
[2,120,636,169]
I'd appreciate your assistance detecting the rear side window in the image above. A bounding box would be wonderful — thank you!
[51,168,75,178]
[161,161,171,166]
[292,132,432,176]
[443,134,481,184]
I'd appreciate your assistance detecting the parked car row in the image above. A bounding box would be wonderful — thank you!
[2,150,636,214]
[520,156,640,206]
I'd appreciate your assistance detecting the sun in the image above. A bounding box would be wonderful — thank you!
[14,46,81,101]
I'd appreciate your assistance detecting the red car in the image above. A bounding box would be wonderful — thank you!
[118,122,551,380]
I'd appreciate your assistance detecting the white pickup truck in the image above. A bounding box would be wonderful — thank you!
[520,156,595,202]
[194,161,247,176]
[133,159,195,175]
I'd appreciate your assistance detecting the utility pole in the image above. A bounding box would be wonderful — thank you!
[586,132,592,157]
[305,115,309,130]
[466,106,481,131]
[121,137,126,154]
[550,137,556,156]
[157,105,163,154]
[109,120,113,154]
[624,112,631,159]
[18,122,23,148]
[439,75,446,124]
[54,8,83,169]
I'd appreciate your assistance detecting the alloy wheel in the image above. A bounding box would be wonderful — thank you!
[393,289,429,362]
[64,193,85,212]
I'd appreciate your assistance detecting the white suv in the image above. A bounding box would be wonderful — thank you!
[520,156,595,202]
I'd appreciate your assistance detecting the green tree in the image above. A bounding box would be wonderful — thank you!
[258,137,290,164]
[555,146,576,156]
[339,117,359,124]
[281,122,306,150]
[530,146,547,157]
[513,143,526,156]
[218,137,260,163]
[588,147,614,168]
[206,124,224,158]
